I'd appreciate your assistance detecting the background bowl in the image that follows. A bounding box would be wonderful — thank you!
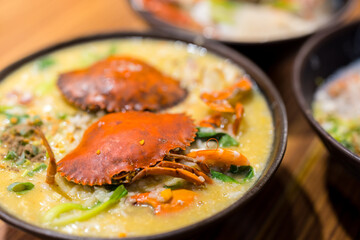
[0,31,287,240]
[293,20,360,175]
[129,0,354,69]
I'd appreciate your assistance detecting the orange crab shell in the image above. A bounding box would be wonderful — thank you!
[57,112,197,186]
[57,56,187,112]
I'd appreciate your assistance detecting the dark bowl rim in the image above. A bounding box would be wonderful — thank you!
[0,31,287,240]
[293,20,360,166]
[128,0,356,46]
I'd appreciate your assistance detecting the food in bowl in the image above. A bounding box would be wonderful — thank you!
[135,0,333,42]
[313,59,360,155]
[0,38,274,237]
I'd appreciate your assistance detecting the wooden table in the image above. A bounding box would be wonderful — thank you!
[1,1,360,239]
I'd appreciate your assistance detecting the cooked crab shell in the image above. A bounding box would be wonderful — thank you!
[57,56,187,112]
[57,111,197,186]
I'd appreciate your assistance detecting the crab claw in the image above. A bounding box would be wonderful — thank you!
[187,149,249,172]
[132,189,197,215]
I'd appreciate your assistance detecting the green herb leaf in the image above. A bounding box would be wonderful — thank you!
[7,182,34,194]
[36,57,55,70]
[196,127,220,138]
[4,151,17,160]
[196,127,239,147]
[229,165,254,182]
[44,185,128,226]
[219,134,239,147]
[210,170,239,184]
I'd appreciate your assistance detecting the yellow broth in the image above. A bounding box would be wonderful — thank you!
[0,39,273,237]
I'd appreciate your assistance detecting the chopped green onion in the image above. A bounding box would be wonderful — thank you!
[0,106,12,114]
[7,182,34,194]
[31,145,39,155]
[31,115,43,126]
[21,170,30,177]
[210,170,239,184]
[36,57,55,70]
[43,185,128,226]
[15,152,26,166]
[4,151,17,160]
[57,113,67,120]
[27,163,47,177]
[108,44,117,56]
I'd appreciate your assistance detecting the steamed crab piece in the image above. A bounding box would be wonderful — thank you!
[187,149,249,172]
[57,56,187,112]
[131,189,197,215]
[57,112,198,186]
[200,76,252,112]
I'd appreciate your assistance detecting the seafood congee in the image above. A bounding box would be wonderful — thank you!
[136,0,333,42]
[0,39,273,237]
[314,59,360,156]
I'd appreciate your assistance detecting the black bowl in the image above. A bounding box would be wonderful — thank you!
[0,31,287,240]
[293,20,360,174]
[129,0,354,69]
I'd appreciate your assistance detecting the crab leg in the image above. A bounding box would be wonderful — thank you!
[158,161,212,183]
[35,127,57,185]
[200,92,235,113]
[132,167,206,185]
[132,189,197,215]
[232,103,244,135]
[166,153,210,174]
[187,149,249,172]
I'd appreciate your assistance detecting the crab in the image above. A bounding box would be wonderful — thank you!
[53,111,213,186]
[42,111,250,187]
[57,56,187,112]
[199,76,251,134]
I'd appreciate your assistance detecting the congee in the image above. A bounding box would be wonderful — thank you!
[0,38,274,237]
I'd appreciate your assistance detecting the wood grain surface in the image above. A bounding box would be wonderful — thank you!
[0,1,360,239]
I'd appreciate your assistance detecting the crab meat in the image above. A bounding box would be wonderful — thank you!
[57,56,187,112]
[131,189,197,215]
[187,149,249,172]
[56,111,199,186]
[200,77,251,134]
